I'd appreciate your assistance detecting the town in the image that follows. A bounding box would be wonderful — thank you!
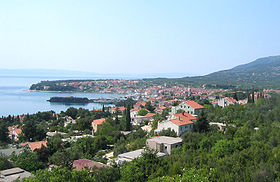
[0,82,279,181]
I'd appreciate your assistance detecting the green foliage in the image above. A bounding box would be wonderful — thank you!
[22,118,46,142]
[157,128,177,137]
[194,111,210,132]
[145,101,155,112]
[11,150,45,172]
[0,120,9,145]
[74,118,92,131]
[138,109,148,116]
[49,149,74,168]
[65,107,78,119]
[0,155,13,170]
[22,167,95,182]
[120,150,162,182]
[125,105,132,131]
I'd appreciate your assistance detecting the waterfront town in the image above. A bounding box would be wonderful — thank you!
[0,79,279,181]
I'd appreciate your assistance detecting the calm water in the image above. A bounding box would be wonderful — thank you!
[0,76,121,117]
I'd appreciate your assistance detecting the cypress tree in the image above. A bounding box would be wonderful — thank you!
[247,92,251,103]
[102,105,105,112]
[125,105,131,131]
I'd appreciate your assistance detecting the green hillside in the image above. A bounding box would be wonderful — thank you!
[175,56,280,89]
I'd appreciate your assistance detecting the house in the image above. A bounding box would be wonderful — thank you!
[110,106,126,114]
[92,118,106,133]
[0,168,32,182]
[61,135,95,142]
[133,102,146,110]
[116,149,165,164]
[155,106,167,114]
[63,116,76,127]
[20,140,48,151]
[73,159,108,171]
[217,97,237,108]
[146,136,182,155]
[131,113,156,125]
[170,100,204,116]
[155,112,196,136]
[130,108,139,118]
[8,126,22,141]
[46,131,67,137]
[141,125,152,133]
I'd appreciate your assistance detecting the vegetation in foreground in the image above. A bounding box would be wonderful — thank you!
[0,94,280,181]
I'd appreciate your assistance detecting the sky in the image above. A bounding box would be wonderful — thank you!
[0,0,279,76]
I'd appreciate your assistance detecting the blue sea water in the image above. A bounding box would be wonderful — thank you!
[0,76,121,117]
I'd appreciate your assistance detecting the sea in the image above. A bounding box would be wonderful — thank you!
[0,76,122,117]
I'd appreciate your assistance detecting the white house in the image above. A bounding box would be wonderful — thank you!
[217,97,237,108]
[155,112,196,136]
[146,136,182,155]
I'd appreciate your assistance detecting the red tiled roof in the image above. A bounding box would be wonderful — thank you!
[186,100,204,109]
[112,106,126,111]
[170,119,193,126]
[148,136,161,139]
[145,113,156,117]
[21,140,47,151]
[226,97,236,104]
[174,112,197,121]
[8,126,22,136]
[136,102,146,106]
[73,159,108,170]
[92,118,106,125]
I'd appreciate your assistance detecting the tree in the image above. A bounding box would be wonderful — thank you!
[22,167,95,182]
[0,120,9,145]
[74,117,92,131]
[120,150,161,182]
[36,145,50,163]
[93,166,121,182]
[22,119,46,142]
[138,109,148,116]
[47,134,63,155]
[65,107,78,119]
[194,111,210,132]
[125,105,132,131]
[157,128,177,137]
[49,149,73,169]
[145,101,155,112]
[11,150,45,172]
[0,155,13,170]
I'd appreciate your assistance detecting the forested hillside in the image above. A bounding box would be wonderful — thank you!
[178,56,280,89]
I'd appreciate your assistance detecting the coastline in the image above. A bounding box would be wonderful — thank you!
[25,89,86,93]
[25,89,129,96]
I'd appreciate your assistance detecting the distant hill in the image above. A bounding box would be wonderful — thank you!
[180,56,280,89]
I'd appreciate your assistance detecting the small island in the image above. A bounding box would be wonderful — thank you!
[47,96,120,104]
[47,96,93,103]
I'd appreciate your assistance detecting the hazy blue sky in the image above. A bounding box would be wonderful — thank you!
[0,0,279,75]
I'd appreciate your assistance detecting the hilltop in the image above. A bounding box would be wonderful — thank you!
[168,55,280,89]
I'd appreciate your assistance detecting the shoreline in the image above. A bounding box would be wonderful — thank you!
[25,89,129,96]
